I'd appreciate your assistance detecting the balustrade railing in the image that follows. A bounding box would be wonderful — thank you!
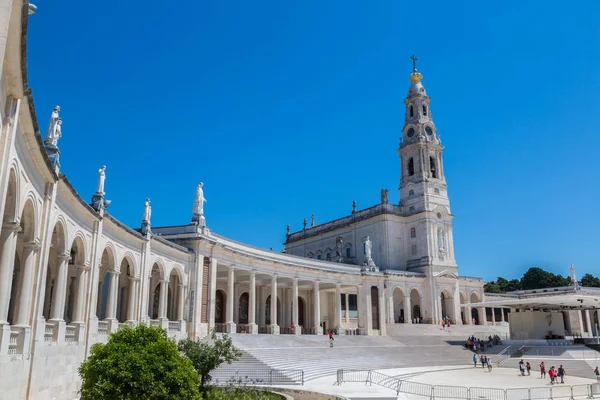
[168,321,180,332]
[44,323,55,342]
[236,325,250,334]
[336,369,596,399]
[149,319,161,327]
[8,330,18,354]
[257,326,269,334]
[65,325,76,343]
[97,321,109,335]
[212,369,304,385]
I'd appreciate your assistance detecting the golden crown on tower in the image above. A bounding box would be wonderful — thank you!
[409,54,423,82]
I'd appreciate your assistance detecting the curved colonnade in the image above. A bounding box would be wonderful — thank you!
[0,2,491,399]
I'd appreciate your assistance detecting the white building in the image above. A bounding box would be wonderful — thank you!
[0,2,496,399]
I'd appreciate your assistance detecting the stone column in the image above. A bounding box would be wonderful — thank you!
[126,276,137,322]
[72,264,89,324]
[177,284,186,321]
[437,295,443,324]
[248,270,257,333]
[586,310,593,337]
[335,283,344,335]
[208,258,218,328]
[378,284,386,335]
[158,280,168,319]
[346,293,351,324]
[491,307,496,326]
[404,296,411,324]
[313,281,322,334]
[478,307,487,326]
[500,308,505,322]
[50,253,71,321]
[270,275,279,334]
[14,241,40,326]
[0,222,20,323]
[292,277,300,335]
[225,265,236,333]
[466,306,472,325]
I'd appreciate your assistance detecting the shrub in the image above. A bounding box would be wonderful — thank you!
[79,324,201,400]
[178,330,242,389]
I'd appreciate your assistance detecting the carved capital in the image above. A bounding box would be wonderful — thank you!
[23,240,41,251]
[2,220,21,233]
[57,252,71,261]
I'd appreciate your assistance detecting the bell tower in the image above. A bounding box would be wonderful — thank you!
[398,56,457,274]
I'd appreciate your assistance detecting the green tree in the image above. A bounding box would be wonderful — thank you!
[484,281,502,293]
[581,273,600,287]
[520,267,570,290]
[79,324,201,400]
[179,330,242,389]
[505,279,522,292]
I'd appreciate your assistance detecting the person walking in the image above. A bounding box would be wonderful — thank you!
[473,354,478,368]
[487,357,493,372]
[594,366,599,383]
[519,360,526,376]
[549,366,556,385]
[481,355,486,369]
[526,362,531,376]
[540,361,546,379]
[558,365,565,384]
[328,330,334,348]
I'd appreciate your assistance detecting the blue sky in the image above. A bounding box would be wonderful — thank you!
[26,1,600,281]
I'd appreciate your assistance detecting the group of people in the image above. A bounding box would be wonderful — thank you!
[473,354,493,371]
[464,335,503,353]
[519,360,566,384]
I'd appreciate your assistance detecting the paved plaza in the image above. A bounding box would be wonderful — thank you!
[298,365,598,400]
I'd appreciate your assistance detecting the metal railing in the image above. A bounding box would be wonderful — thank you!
[65,325,76,342]
[211,369,304,385]
[44,322,55,342]
[97,321,109,335]
[336,369,597,399]
[8,330,18,354]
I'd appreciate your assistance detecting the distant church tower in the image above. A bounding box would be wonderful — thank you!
[398,56,457,274]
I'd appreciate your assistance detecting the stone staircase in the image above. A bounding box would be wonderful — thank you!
[221,334,475,382]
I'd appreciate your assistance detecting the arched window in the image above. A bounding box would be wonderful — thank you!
[430,157,437,179]
[423,105,427,116]
[408,158,414,176]
[410,227,416,238]
[346,247,351,259]
[409,106,414,117]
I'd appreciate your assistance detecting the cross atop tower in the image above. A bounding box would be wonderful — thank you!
[411,54,418,72]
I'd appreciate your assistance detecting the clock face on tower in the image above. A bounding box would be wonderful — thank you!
[425,126,433,135]
[407,128,415,137]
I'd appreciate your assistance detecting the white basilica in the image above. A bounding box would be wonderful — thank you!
[0,2,497,399]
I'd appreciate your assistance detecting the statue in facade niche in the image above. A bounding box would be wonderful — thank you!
[44,106,62,147]
[286,225,290,235]
[96,166,106,194]
[438,229,445,252]
[143,198,151,223]
[362,236,377,270]
[352,200,357,214]
[381,189,389,204]
[335,236,343,262]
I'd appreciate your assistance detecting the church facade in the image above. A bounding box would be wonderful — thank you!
[0,2,491,399]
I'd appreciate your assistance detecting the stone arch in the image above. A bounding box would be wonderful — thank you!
[119,252,138,278]
[18,192,39,241]
[306,252,314,258]
[409,287,422,322]
[116,256,136,323]
[2,165,20,224]
[6,197,37,325]
[440,288,455,324]
[42,221,68,321]
[470,292,482,325]
[215,289,226,324]
[238,292,249,324]
[392,286,407,323]
[315,250,323,260]
[169,263,186,285]
[324,248,333,261]
[96,246,117,320]
[167,267,185,321]
[148,262,166,320]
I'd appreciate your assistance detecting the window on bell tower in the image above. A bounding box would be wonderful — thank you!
[408,158,414,176]
[409,106,414,117]
[430,157,437,179]
[423,105,427,116]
